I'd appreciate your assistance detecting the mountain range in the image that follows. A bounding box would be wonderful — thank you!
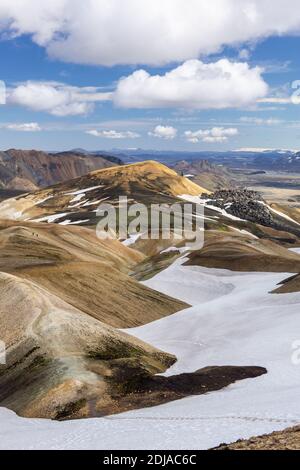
[91,148,300,171]
[0,149,122,191]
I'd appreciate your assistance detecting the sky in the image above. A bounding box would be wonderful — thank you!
[1,0,300,152]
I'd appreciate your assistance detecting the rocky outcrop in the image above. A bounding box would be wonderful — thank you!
[214,426,300,450]
[205,190,300,236]
[272,273,300,294]
[206,190,274,224]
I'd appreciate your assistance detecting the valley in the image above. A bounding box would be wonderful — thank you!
[0,154,299,449]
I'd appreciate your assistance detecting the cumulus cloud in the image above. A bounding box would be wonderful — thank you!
[5,59,270,115]
[86,130,140,139]
[7,59,268,115]
[114,60,268,109]
[8,81,112,116]
[148,125,177,140]
[240,117,283,125]
[185,127,238,144]
[1,1,300,65]
[4,122,42,132]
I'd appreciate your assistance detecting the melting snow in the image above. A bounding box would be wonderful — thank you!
[69,193,86,204]
[68,199,89,209]
[122,233,142,246]
[33,213,70,223]
[65,185,103,197]
[82,197,110,207]
[59,219,90,226]
[1,254,300,449]
[35,196,53,205]
[229,226,259,239]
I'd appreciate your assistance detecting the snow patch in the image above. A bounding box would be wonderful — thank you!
[65,185,103,197]
[69,193,86,204]
[35,195,53,205]
[179,195,245,222]
[33,213,71,223]
[59,219,90,226]
[264,203,300,227]
[122,233,142,246]
[229,226,259,239]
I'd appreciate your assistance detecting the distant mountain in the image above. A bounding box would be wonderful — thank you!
[252,151,300,171]
[171,159,236,191]
[0,149,123,191]
[98,148,300,172]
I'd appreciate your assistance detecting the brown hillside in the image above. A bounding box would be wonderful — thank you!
[184,231,300,272]
[0,149,121,190]
[0,161,209,226]
[0,220,188,327]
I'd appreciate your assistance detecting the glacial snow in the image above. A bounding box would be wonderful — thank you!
[1,253,300,449]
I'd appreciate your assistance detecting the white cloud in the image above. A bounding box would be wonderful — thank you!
[4,122,42,132]
[1,1,300,65]
[8,81,112,116]
[7,59,268,115]
[185,127,238,144]
[148,125,177,140]
[114,59,268,109]
[86,130,140,139]
[240,117,283,125]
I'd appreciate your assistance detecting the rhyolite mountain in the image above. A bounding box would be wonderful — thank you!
[0,149,123,191]
[0,161,209,226]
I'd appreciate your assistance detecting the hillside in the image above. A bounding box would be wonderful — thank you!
[172,159,236,191]
[0,220,266,420]
[0,270,177,420]
[0,220,187,327]
[0,149,122,191]
[184,231,300,272]
[0,161,209,226]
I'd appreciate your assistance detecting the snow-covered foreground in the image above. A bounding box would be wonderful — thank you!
[1,253,300,449]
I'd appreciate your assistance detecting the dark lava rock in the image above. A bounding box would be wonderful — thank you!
[204,189,274,226]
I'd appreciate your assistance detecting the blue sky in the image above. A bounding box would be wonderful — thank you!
[1,1,300,152]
